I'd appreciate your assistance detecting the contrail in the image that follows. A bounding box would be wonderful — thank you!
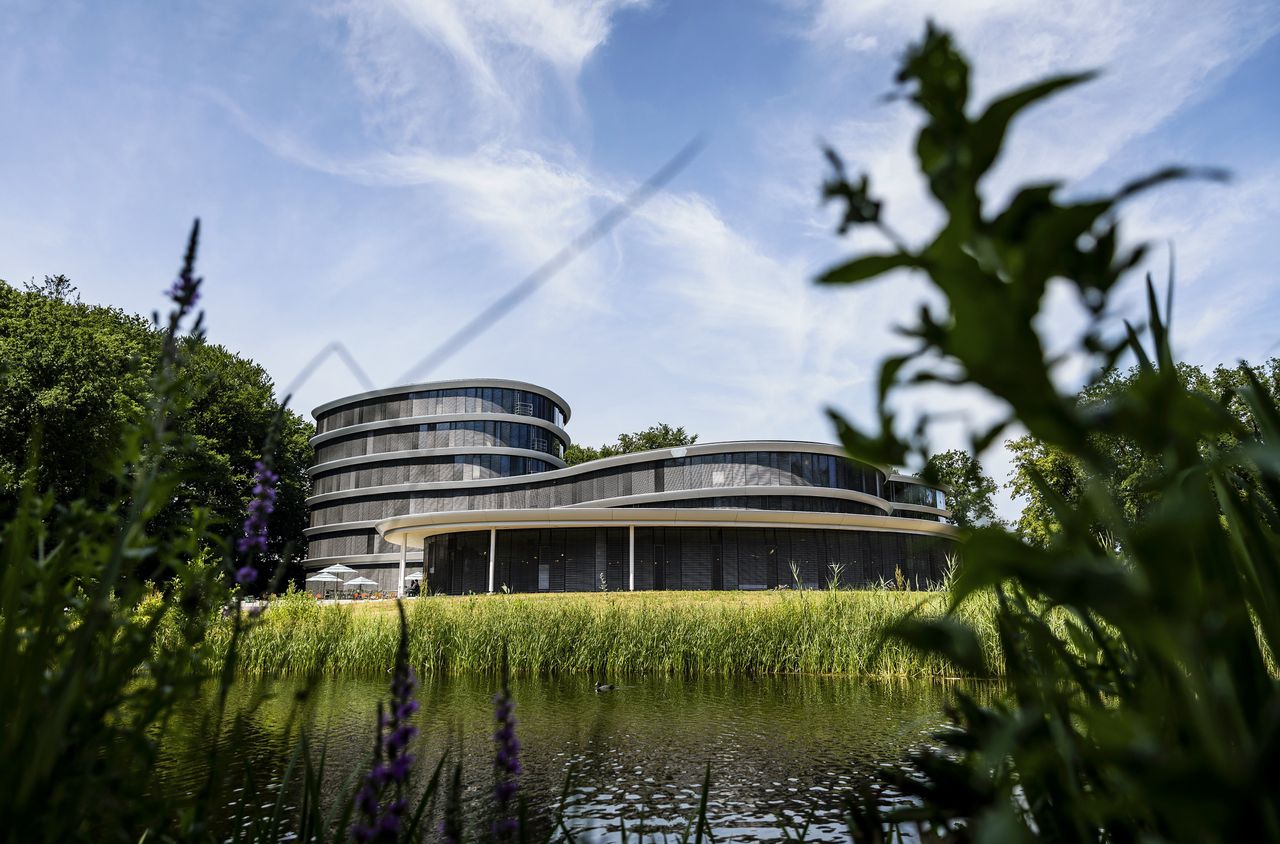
[280,137,704,403]
[394,137,704,385]
[282,340,376,400]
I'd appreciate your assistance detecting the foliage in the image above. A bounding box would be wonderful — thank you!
[0,273,313,588]
[23,272,80,303]
[820,22,1278,842]
[0,223,248,838]
[922,448,1001,529]
[1006,358,1280,544]
[1003,432,1086,547]
[563,422,697,466]
[224,589,1005,679]
[0,280,152,507]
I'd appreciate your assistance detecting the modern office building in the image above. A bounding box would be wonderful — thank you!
[305,379,956,595]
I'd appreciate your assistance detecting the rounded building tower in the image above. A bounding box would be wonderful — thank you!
[305,379,572,591]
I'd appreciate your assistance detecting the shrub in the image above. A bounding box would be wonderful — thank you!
[820,23,1280,843]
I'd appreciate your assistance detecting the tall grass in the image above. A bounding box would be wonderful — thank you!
[225,588,1006,679]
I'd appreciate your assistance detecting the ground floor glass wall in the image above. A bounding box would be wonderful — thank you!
[424,526,953,595]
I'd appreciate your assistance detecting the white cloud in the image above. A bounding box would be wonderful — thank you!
[229,0,1278,475]
[1122,165,1280,363]
[805,0,1280,195]
[842,33,879,52]
[732,1,1278,518]
[621,188,942,440]
[326,0,644,147]
[216,0,650,316]
[785,1,1279,375]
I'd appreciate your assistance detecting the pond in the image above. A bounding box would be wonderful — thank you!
[158,674,977,841]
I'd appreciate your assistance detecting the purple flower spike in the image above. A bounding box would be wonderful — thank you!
[491,643,521,840]
[166,273,201,316]
[235,460,278,591]
[351,603,418,842]
[165,223,203,322]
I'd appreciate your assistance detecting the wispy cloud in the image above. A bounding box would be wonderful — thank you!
[57,0,1275,488]
[805,0,1280,193]
[214,1,647,312]
[737,0,1279,511]
[325,0,644,148]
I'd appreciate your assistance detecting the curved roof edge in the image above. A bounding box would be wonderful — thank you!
[551,440,895,481]
[309,412,570,447]
[306,479,904,512]
[304,440,898,502]
[559,484,895,515]
[308,445,567,480]
[375,507,961,546]
[312,378,572,423]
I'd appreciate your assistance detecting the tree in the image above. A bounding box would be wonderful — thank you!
[0,281,152,505]
[1004,434,1085,546]
[563,423,698,466]
[1006,359,1280,544]
[923,448,1000,529]
[160,338,314,589]
[0,278,313,588]
[23,273,79,303]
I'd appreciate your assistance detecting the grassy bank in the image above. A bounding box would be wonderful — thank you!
[211,589,1006,679]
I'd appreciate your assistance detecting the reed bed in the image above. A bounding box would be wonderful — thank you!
[223,588,1006,679]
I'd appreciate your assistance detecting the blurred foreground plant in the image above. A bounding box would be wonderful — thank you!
[822,24,1278,842]
[1,223,227,837]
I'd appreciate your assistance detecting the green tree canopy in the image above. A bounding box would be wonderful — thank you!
[1006,358,1280,544]
[922,448,1001,529]
[0,278,313,588]
[563,423,698,466]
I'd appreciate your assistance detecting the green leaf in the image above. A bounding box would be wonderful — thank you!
[817,253,921,285]
[826,407,907,467]
[890,616,988,675]
[1111,165,1229,204]
[972,72,1098,178]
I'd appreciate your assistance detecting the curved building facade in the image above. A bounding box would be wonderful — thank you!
[305,380,957,594]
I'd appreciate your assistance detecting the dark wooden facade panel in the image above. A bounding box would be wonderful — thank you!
[422,527,954,595]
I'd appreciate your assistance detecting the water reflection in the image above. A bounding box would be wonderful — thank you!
[157,674,979,841]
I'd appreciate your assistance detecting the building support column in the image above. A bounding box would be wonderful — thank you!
[488,528,497,594]
[397,538,407,598]
[628,524,635,592]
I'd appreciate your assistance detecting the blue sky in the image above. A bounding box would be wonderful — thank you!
[2,1,1278,517]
